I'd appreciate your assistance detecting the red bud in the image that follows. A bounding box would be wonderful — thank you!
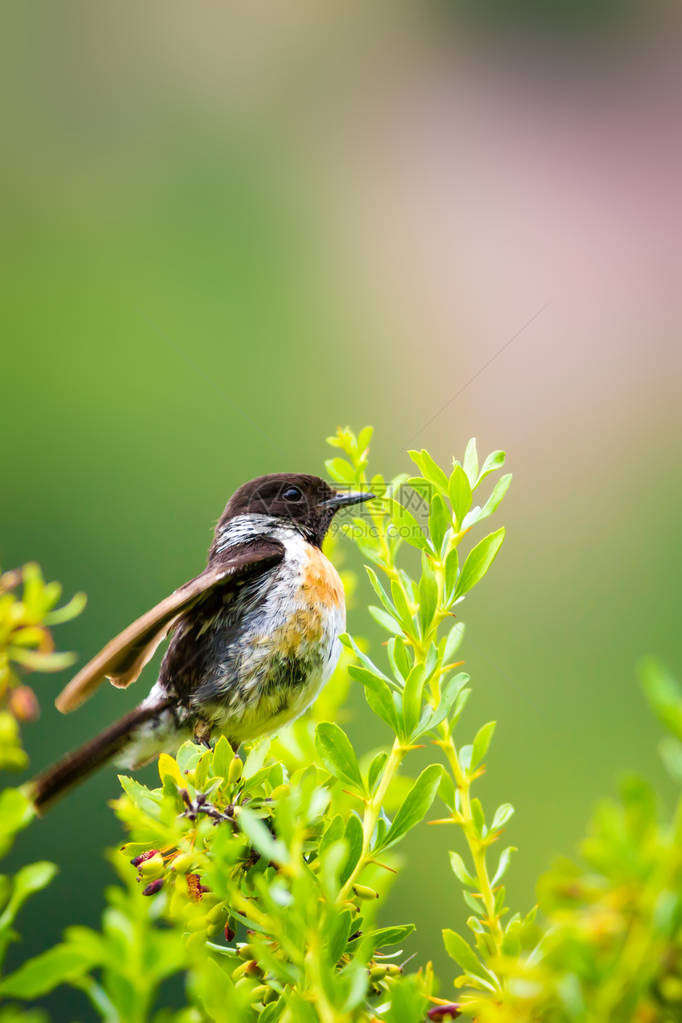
[142,879,164,896]
[427,1005,461,1020]
[130,849,160,867]
[9,686,40,722]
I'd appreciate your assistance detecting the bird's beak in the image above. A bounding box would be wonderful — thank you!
[322,490,375,511]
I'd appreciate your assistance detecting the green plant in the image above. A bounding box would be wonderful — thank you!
[0,564,85,1021]
[2,429,682,1022]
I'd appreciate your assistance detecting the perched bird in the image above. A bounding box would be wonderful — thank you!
[30,474,373,810]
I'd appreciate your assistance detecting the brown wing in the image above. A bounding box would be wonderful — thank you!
[55,538,285,714]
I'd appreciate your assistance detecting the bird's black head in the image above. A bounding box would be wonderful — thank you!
[217,473,374,548]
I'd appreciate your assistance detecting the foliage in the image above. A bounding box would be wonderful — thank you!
[1,429,682,1021]
[0,564,85,1019]
[0,564,85,770]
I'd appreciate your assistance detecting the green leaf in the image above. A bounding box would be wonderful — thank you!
[402,665,427,738]
[462,438,479,486]
[454,527,505,600]
[449,851,477,888]
[641,659,682,739]
[243,737,269,779]
[442,928,486,977]
[471,721,496,770]
[43,590,87,625]
[362,676,400,735]
[416,672,468,738]
[358,425,374,452]
[470,798,486,836]
[463,889,485,917]
[238,807,289,865]
[444,548,459,603]
[418,561,439,635]
[0,789,34,857]
[325,457,356,484]
[211,735,233,779]
[320,814,345,857]
[368,606,402,636]
[408,450,449,493]
[340,957,370,1011]
[315,723,365,792]
[448,464,472,527]
[492,846,517,886]
[480,472,512,518]
[474,450,506,488]
[392,636,412,678]
[328,909,352,964]
[388,500,429,551]
[0,862,57,932]
[348,664,395,693]
[367,751,388,792]
[390,581,415,631]
[360,923,415,951]
[428,494,451,553]
[443,621,465,663]
[380,764,442,850]
[384,974,428,1023]
[340,815,364,885]
[438,771,456,811]
[176,741,202,773]
[365,567,398,621]
[464,473,512,529]
[7,648,76,672]
[451,686,471,726]
[0,944,99,998]
[117,775,162,816]
[386,638,408,681]
[491,803,515,831]
[342,633,393,685]
[459,744,473,772]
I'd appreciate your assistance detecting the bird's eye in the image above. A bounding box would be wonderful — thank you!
[282,486,303,502]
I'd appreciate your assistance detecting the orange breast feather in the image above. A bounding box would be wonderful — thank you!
[302,546,344,609]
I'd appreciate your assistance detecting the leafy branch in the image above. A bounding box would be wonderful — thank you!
[3,429,682,1021]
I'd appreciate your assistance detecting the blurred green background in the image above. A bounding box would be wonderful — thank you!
[2,3,682,1018]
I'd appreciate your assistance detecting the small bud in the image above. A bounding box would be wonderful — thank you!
[142,878,164,896]
[427,1005,461,1021]
[139,853,165,878]
[369,964,388,981]
[228,757,243,784]
[171,853,193,874]
[232,959,258,981]
[251,984,273,1005]
[131,849,160,867]
[384,963,402,976]
[208,902,225,924]
[352,884,379,900]
[9,686,39,722]
[237,943,255,959]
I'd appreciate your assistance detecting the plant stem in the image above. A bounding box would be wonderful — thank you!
[338,738,406,901]
[440,726,505,963]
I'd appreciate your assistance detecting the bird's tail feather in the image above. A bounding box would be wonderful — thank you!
[29,699,172,812]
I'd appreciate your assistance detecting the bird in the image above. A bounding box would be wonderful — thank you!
[30,474,374,810]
